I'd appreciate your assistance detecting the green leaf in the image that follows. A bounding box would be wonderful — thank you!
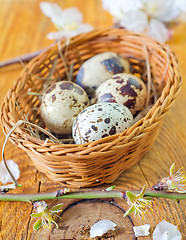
[124,206,136,217]
[106,186,116,191]
[33,219,42,230]
[126,191,137,203]
[51,203,63,212]
[138,185,146,198]
[31,212,43,218]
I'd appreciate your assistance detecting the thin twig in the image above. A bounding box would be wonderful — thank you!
[0,43,56,68]
[15,101,37,138]
[161,44,170,83]
[151,82,158,104]
[133,105,153,123]
[143,45,152,107]
[2,120,60,187]
[75,118,83,144]
[41,57,58,93]
[57,41,71,81]
[27,92,43,96]
[59,138,74,143]
[0,49,44,68]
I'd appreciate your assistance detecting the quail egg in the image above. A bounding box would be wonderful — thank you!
[76,52,130,95]
[40,81,89,134]
[72,102,133,144]
[93,73,147,115]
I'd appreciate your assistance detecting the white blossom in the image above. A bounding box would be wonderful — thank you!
[40,2,93,40]
[176,0,186,12]
[133,224,150,237]
[102,0,186,43]
[141,0,180,22]
[120,10,148,33]
[0,160,20,185]
[153,220,182,240]
[147,18,170,43]
[90,219,117,238]
[101,0,142,19]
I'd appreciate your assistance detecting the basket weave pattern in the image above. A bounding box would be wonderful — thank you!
[1,29,181,187]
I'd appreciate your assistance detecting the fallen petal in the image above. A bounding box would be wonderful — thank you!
[133,224,150,237]
[153,220,182,240]
[90,219,117,238]
[0,160,20,185]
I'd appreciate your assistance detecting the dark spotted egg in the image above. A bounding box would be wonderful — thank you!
[72,102,133,144]
[40,81,89,134]
[93,73,147,115]
[76,52,130,96]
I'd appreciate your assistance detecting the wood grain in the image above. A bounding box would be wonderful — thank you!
[0,1,186,239]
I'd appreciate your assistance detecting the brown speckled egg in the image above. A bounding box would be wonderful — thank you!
[40,81,89,134]
[76,52,130,95]
[72,102,133,144]
[93,73,147,115]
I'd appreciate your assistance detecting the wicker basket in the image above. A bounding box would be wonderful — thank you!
[1,28,181,187]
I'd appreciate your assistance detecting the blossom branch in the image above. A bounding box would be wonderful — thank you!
[0,43,57,69]
[0,49,44,68]
[0,189,186,202]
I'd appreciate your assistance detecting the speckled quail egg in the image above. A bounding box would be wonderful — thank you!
[76,52,130,95]
[93,73,147,115]
[72,102,133,144]
[40,81,89,134]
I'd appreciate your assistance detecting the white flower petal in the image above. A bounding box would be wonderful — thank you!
[120,10,148,33]
[56,7,83,26]
[47,23,93,40]
[133,224,150,237]
[141,0,180,22]
[47,24,93,40]
[153,220,182,240]
[90,219,117,238]
[40,2,63,19]
[40,2,83,30]
[40,2,93,40]
[176,0,186,12]
[101,0,142,19]
[0,160,20,185]
[147,18,169,43]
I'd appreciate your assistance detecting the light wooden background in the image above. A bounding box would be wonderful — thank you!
[0,0,186,239]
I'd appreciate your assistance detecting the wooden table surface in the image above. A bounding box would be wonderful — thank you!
[0,1,186,239]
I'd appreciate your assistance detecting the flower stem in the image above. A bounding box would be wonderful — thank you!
[0,189,186,203]
[144,190,186,200]
[0,190,124,202]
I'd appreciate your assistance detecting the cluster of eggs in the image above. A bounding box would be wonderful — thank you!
[40,52,147,144]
